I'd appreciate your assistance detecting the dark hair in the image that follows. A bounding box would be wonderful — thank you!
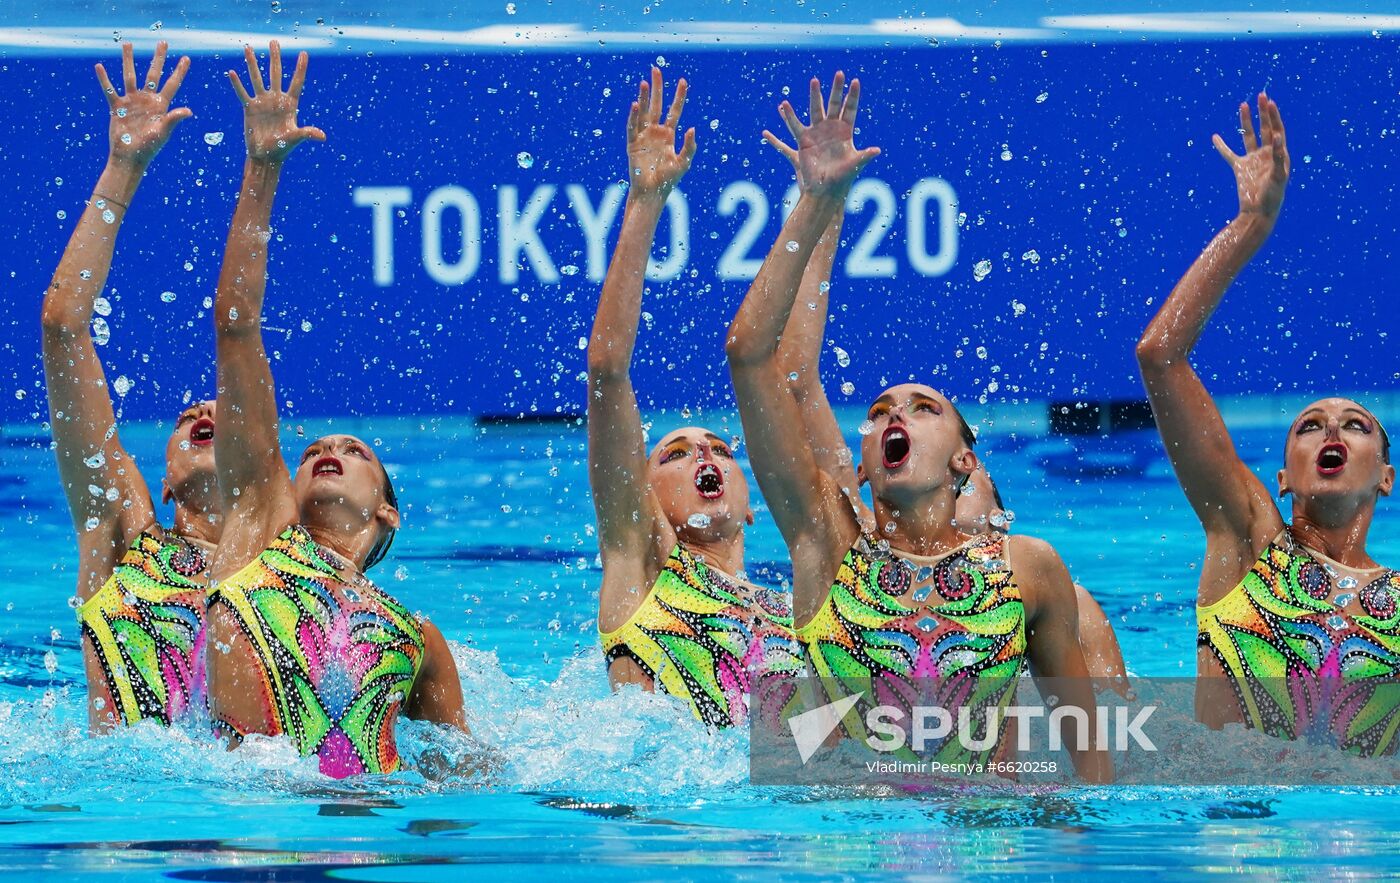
[363,464,398,571]
[950,402,978,492]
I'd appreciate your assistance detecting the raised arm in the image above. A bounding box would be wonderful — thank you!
[727,74,878,621]
[587,69,695,583]
[42,42,192,589]
[212,43,325,569]
[764,114,858,496]
[1136,94,1288,559]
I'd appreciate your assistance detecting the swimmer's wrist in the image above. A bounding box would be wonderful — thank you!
[1231,210,1277,241]
[93,164,142,207]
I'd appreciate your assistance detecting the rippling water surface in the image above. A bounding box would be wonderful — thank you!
[3,413,1400,878]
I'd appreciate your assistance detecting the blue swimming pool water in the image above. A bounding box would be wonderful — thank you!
[4,409,1400,878]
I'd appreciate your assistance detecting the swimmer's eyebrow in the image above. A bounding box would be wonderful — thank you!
[703,433,727,446]
[1298,407,1372,423]
[869,394,896,409]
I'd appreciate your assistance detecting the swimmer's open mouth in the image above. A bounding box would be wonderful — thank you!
[882,425,911,470]
[313,456,344,477]
[189,418,215,447]
[695,463,724,499]
[1317,443,1348,476]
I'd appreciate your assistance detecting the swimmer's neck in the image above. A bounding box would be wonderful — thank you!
[1291,501,1380,570]
[170,487,222,547]
[678,532,745,578]
[871,491,965,558]
[305,522,378,575]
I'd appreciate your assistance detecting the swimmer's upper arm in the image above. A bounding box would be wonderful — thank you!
[404,620,469,734]
[1014,535,1113,783]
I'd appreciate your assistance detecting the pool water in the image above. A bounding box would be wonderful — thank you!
[4,409,1400,878]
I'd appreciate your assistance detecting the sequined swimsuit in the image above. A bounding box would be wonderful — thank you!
[1198,529,1400,755]
[600,543,803,728]
[207,525,425,777]
[76,529,208,726]
[795,533,1026,763]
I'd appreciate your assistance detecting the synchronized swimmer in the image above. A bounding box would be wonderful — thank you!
[39,43,1399,780]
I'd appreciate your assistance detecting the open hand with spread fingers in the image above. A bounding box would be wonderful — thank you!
[626,66,697,199]
[227,40,326,165]
[1212,92,1289,221]
[95,41,193,169]
[766,72,880,198]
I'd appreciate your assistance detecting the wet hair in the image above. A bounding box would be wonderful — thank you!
[363,464,398,571]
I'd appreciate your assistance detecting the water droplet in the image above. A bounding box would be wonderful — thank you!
[840,381,855,395]
[184,261,194,272]
[227,307,239,321]
[516,151,535,169]
[1339,576,1358,589]
[43,650,58,674]
[577,336,588,350]
[300,319,312,332]
[1022,249,1041,264]
[87,484,103,497]
[92,318,110,346]
[120,133,132,144]
[561,264,580,276]
[101,208,115,224]
[1035,91,1049,103]
[973,259,992,281]
[93,297,112,317]
[1000,148,1013,161]
[655,55,667,67]
[202,296,213,309]
[834,346,850,368]
[686,513,712,529]
[394,565,409,581]
[505,1,516,12]
[56,209,67,220]
[787,371,799,382]
[204,131,224,146]
[83,452,106,469]
[79,269,92,280]
[93,697,106,710]
[116,107,127,118]
[161,291,176,303]
[785,240,799,252]
[113,375,132,396]
[83,516,100,531]
[105,487,119,502]
[858,420,876,436]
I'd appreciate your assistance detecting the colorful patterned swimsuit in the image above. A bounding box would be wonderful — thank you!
[1198,529,1400,756]
[207,526,425,777]
[796,533,1026,764]
[600,544,803,728]
[76,529,209,726]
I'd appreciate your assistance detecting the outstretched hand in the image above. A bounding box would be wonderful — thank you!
[765,72,879,197]
[95,41,193,169]
[1212,92,1289,220]
[626,66,696,198]
[227,41,325,164]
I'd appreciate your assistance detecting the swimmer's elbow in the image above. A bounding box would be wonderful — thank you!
[1134,336,1174,373]
[586,345,629,382]
[724,323,770,368]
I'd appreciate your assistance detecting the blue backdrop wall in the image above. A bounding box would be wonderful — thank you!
[3,36,1397,425]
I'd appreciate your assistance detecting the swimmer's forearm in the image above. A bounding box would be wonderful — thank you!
[215,160,283,335]
[41,162,143,335]
[1137,212,1274,365]
[588,194,666,376]
[727,194,841,365]
[778,208,845,385]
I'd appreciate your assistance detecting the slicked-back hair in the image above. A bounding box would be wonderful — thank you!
[364,466,398,572]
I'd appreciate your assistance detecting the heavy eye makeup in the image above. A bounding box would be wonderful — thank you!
[659,445,687,464]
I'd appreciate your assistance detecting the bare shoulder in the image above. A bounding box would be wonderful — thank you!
[1007,533,1076,615]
